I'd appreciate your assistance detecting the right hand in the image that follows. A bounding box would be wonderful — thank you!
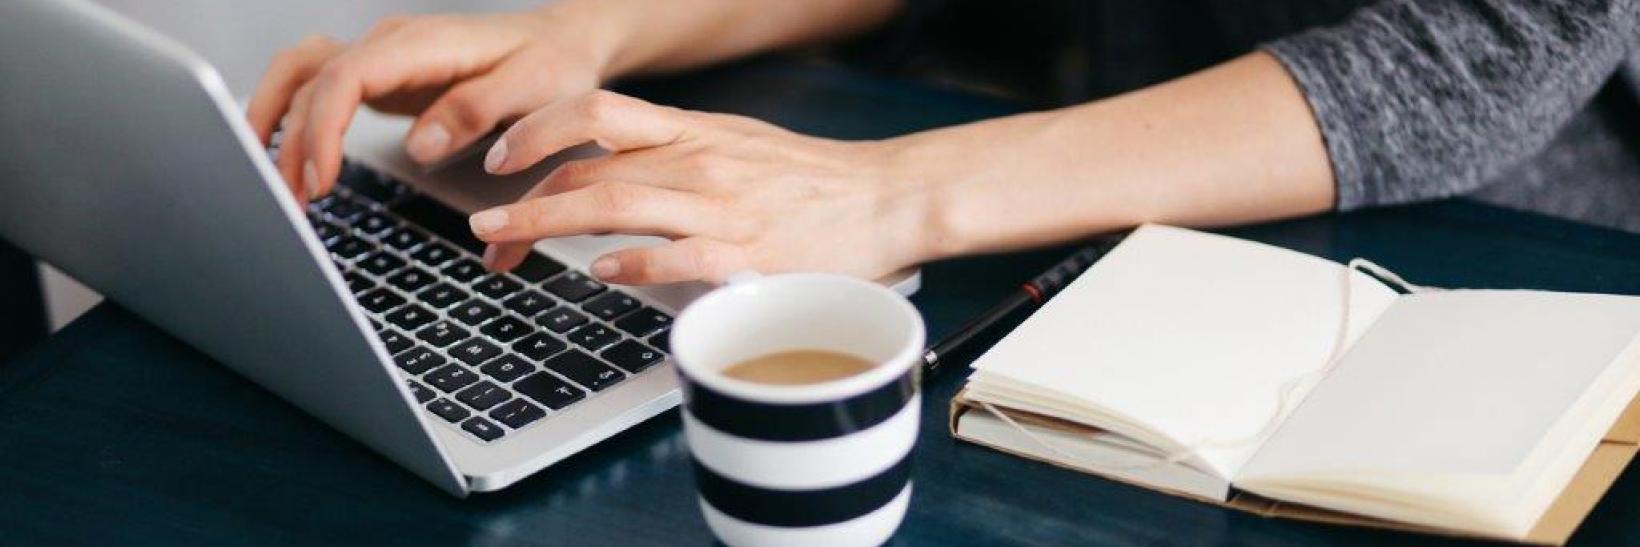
[246,8,622,201]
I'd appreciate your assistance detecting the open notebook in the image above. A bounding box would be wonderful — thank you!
[953,225,1640,543]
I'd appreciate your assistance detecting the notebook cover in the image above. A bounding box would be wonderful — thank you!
[949,390,1640,545]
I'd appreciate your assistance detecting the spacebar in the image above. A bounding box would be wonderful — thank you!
[389,195,485,254]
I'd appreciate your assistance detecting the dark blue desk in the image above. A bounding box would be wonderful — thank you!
[4,61,1640,546]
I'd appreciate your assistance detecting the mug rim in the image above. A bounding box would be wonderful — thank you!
[670,272,925,404]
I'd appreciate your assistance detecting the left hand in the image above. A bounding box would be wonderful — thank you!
[467,90,936,285]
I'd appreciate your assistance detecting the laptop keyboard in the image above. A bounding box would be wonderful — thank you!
[307,162,674,445]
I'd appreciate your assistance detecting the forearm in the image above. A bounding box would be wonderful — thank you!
[548,0,904,79]
[890,52,1335,259]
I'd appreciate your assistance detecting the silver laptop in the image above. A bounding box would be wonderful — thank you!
[0,0,918,496]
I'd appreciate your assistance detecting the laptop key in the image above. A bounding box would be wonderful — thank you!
[542,271,605,302]
[390,194,486,254]
[395,346,446,375]
[503,290,554,317]
[460,417,504,442]
[648,329,671,353]
[426,364,479,393]
[415,320,469,348]
[314,221,343,243]
[358,251,406,276]
[383,227,427,251]
[387,267,436,292]
[512,254,567,283]
[357,288,406,313]
[323,195,366,222]
[340,166,401,203]
[480,354,535,383]
[451,299,501,326]
[450,338,503,366]
[406,380,435,403]
[417,283,467,309]
[329,236,372,259]
[385,304,436,331]
[426,398,470,423]
[343,272,375,294]
[379,329,413,355]
[602,340,664,374]
[455,380,513,411]
[514,371,587,410]
[545,350,625,391]
[568,324,622,351]
[536,305,589,334]
[354,212,396,236]
[582,292,640,321]
[614,307,672,337]
[480,316,531,343]
[441,259,486,283]
[410,242,458,267]
[489,399,546,429]
[473,274,524,300]
[513,333,567,362]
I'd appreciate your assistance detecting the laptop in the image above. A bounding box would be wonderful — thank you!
[0,0,918,496]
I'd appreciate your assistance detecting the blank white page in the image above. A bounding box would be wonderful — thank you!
[969,225,1398,478]
[1241,290,1640,480]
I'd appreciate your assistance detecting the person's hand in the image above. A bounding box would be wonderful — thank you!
[466,90,939,285]
[245,8,620,201]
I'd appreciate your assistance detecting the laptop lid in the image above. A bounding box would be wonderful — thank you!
[0,0,467,495]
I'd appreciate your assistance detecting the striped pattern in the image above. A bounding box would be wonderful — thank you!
[680,368,919,541]
[683,372,916,441]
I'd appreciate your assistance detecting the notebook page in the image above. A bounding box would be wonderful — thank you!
[1240,290,1640,481]
[969,225,1398,479]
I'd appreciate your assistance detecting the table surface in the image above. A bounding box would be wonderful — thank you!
[5,60,1640,546]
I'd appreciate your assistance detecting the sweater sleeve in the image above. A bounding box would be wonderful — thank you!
[1264,0,1639,210]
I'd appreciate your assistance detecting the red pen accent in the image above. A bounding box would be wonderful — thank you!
[1021,282,1044,304]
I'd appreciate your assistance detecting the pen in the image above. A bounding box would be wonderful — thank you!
[922,235,1125,375]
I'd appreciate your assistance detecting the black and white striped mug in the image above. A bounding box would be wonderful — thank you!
[671,272,925,546]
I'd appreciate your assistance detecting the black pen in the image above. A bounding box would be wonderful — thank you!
[922,235,1125,375]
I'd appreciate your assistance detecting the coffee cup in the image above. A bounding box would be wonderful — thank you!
[670,272,925,546]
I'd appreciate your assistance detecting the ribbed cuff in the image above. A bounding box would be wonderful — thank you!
[1263,30,1372,211]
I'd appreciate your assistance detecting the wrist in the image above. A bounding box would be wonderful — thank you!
[530,0,647,80]
[876,108,1136,263]
[873,133,974,264]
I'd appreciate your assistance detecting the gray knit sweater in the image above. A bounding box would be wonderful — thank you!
[1264,1,1640,230]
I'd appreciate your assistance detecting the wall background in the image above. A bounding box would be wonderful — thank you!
[40,0,544,330]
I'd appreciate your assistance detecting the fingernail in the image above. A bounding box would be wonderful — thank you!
[469,209,509,235]
[481,245,500,269]
[483,138,508,174]
[302,160,321,200]
[591,257,620,280]
[406,123,450,164]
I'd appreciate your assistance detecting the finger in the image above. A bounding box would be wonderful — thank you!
[360,14,412,42]
[246,35,343,145]
[477,162,682,272]
[405,58,554,165]
[276,82,317,200]
[484,91,689,175]
[297,21,517,202]
[469,182,725,246]
[589,237,749,285]
[297,66,359,199]
[534,148,713,197]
